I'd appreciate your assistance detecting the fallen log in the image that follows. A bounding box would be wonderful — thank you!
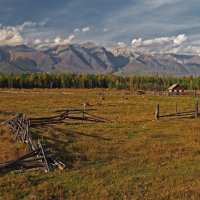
[29,115,63,121]
[30,121,63,126]
[30,118,62,123]
[20,155,53,163]
[0,148,41,170]
[55,108,97,113]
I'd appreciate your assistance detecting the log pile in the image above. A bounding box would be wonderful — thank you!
[1,114,66,172]
[0,142,51,172]
[2,113,36,150]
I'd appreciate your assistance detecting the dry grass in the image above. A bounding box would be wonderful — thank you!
[0,126,28,163]
[0,88,200,199]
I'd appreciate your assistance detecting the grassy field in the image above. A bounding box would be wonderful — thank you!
[0,89,200,200]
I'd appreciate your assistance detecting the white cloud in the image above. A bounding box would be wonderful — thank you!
[132,34,187,47]
[0,18,75,47]
[173,34,187,45]
[18,18,49,29]
[73,26,91,34]
[31,34,76,48]
[142,0,183,9]
[183,45,200,55]
[52,34,75,46]
[74,28,80,33]
[45,39,50,43]
[0,26,24,46]
[0,19,51,47]
[33,38,42,45]
[21,21,37,28]
[82,26,90,33]
[130,33,200,55]
[38,18,50,26]
[131,34,189,54]
[17,21,37,32]
[103,28,109,32]
[117,42,126,47]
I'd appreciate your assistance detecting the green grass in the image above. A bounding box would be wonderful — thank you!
[0,88,200,199]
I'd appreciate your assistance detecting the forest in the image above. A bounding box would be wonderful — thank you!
[0,73,200,90]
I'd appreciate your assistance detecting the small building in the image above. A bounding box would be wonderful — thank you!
[168,84,184,95]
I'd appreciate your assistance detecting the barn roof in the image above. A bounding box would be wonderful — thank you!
[168,84,179,90]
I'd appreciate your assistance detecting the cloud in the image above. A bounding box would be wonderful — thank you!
[117,42,126,47]
[132,34,187,47]
[45,39,50,43]
[0,18,76,48]
[103,28,110,32]
[19,18,49,29]
[82,26,90,33]
[130,33,200,55]
[33,38,42,45]
[73,26,91,34]
[131,34,188,54]
[53,34,75,45]
[74,28,80,33]
[0,0,200,53]
[0,26,24,46]
[185,46,200,54]
[33,34,76,48]
[0,19,51,46]
[173,34,187,45]
[20,21,37,28]
[142,0,183,9]
[38,18,50,26]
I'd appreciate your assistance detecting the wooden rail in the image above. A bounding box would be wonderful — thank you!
[1,106,108,173]
[1,114,66,172]
[29,107,109,126]
[0,145,54,171]
[155,102,199,120]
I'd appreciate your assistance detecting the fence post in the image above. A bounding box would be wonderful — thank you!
[82,103,86,122]
[101,92,105,100]
[155,104,160,120]
[195,101,198,118]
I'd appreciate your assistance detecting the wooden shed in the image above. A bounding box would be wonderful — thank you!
[168,84,184,95]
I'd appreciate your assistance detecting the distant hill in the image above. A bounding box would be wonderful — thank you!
[1,43,200,76]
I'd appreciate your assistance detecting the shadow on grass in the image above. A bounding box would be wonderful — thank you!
[32,134,76,167]
[32,125,111,169]
[31,128,90,169]
[53,126,111,141]
[29,123,111,169]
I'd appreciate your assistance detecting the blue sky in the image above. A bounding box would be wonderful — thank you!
[0,0,200,54]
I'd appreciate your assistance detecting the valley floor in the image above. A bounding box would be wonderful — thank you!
[0,89,200,199]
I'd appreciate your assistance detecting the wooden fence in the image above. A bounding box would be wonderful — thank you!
[155,102,199,120]
[2,113,36,150]
[29,107,109,126]
[1,114,65,172]
[0,106,108,173]
[0,142,51,172]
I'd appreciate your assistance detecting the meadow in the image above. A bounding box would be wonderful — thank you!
[0,88,200,199]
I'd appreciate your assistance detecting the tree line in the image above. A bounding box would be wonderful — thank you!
[0,73,200,90]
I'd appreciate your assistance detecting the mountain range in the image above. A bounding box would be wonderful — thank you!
[1,42,200,76]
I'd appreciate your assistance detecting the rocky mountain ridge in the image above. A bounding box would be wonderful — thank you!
[1,43,200,76]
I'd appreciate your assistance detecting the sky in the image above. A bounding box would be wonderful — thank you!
[1,0,200,54]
